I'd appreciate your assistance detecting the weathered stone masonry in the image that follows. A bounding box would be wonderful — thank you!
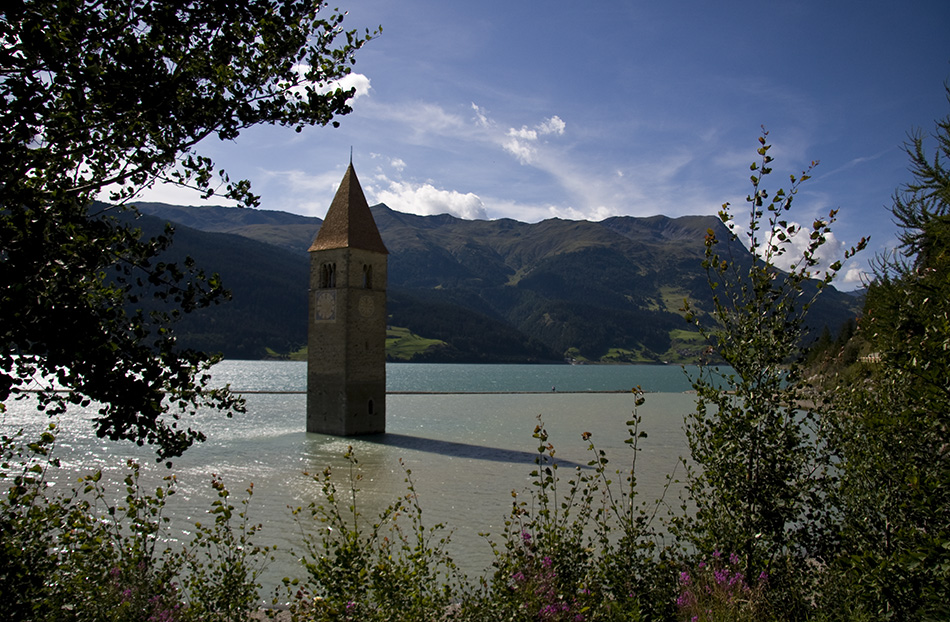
[307,163,388,435]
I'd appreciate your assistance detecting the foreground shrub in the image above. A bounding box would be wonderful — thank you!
[281,447,464,621]
[273,394,682,622]
[680,130,866,620]
[0,423,271,622]
[464,397,681,622]
[675,551,768,622]
[819,91,950,622]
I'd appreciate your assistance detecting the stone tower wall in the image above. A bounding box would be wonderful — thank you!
[307,246,387,435]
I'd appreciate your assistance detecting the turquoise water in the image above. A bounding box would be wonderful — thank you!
[386,362,698,393]
[2,361,704,598]
[207,361,700,394]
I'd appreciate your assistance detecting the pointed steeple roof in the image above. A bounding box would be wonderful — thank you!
[309,163,388,254]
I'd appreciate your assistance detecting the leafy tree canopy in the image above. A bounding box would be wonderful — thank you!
[889,84,950,262]
[826,84,950,620]
[0,0,375,460]
[681,131,866,611]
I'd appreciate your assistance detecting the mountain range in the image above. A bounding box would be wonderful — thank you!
[129,202,862,363]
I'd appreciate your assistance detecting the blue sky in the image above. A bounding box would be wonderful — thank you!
[142,1,950,289]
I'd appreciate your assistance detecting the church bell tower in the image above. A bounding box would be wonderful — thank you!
[307,163,388,435]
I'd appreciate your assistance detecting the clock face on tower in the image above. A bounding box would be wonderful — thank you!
[315,290,336,321]
[359,294,375,317]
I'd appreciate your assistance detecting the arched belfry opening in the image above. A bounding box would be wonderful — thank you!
[320,263,337,288]
[307,163,388,435]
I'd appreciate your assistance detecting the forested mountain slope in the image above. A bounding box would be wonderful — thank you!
[134,202,861,362]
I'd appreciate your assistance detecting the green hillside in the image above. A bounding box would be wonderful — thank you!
[123,209,309,359]
[132,202,862,362]
[385,327,447,361]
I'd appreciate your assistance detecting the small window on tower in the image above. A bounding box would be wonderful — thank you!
[367,399,375,416]
[362,264,373,289]
[320,263,337,288]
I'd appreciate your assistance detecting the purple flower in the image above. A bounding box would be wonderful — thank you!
[538,603,568,620]
[729,552,739,566]
[147,609,177,622]
[676,590,695,608]
[679,571,691,585]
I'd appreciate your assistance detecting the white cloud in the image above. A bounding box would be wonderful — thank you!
[471,103,492,128]
[286,65,372,101]
[508,126,538,141]
[356,97,762,224]
[118,181,238,208]
[546,204,614,221]
[716,217,868,291]
[503,135,536,164]
[816,148,890,181]
[362,101,571,191]
[373,180,488,220]
[750,221,849,277]
[390,158,407,172]
[538,115,566,135]
[367,100,469,138]
[248,168,349,217]
[331,72,372,100]
[841,265,869,290]
[481,198,558,222]
[474,195,614,223]
[501,115,567,164]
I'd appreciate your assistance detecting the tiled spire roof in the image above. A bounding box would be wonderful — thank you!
[308,163,388,254]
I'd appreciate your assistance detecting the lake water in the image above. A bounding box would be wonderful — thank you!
[2,361,706,597]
